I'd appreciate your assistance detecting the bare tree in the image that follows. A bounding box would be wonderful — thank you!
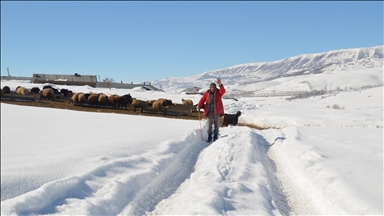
[103,77,115,90]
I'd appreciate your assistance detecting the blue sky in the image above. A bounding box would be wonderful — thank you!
[1,1,383,83]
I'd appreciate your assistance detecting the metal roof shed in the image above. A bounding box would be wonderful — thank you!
[32,74,97,87]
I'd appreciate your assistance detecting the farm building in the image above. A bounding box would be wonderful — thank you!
[2,73,163,91]
[32,73,97,87]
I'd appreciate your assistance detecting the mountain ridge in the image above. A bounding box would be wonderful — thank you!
[151,45,383,94]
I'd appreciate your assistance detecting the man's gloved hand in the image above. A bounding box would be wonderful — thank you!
[217,78,222,85]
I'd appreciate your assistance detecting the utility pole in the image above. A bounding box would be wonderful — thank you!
[7,67,10,76]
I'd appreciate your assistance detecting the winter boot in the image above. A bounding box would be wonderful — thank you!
[207,133,212,142]
[213,133,218,141]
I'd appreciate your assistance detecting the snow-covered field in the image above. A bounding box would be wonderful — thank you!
[1,80,383,215]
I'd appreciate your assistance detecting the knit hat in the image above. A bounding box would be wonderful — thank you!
[210,83,216,88]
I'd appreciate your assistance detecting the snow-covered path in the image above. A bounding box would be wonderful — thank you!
[265,126,383,215]
[150,126,290,215]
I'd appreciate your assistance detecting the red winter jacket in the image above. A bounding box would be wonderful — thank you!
[197,84,226,117]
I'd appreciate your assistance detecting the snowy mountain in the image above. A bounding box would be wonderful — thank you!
[151,45,383,95]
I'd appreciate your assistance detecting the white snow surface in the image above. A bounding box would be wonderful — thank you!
[1,74,383,214]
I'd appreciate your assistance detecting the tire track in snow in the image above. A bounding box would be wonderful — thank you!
[119,133,205,215]
[1,130,206,215]
[149,126,291,215]
[218,128,291,215]
[253,132,292,215]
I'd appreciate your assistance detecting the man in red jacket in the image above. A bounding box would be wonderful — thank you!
[196,78,226,142]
